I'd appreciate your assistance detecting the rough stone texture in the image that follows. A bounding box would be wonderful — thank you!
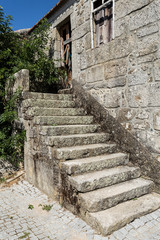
[23,92,73,101]
[79,178,154,212]
[46,133,110,147]
[27,0,160,156]
[11,0,160,228]
[11,89,160,237]
[87,65,104,83]
[13,69,30,93]
[153,111,160,130]
[18,92,88,199]
[87,193,160,236]
[69,166,140,193]
[45,0,160,156]
[39,124,101,136]
[33,115,94,125]
[72,80,160,190]
[115,0,152,20]
[54,143,117,160]
[104,59,127,80]
[22,99,75,109]
[6,69,30,97]
[25,107,85,117]
[61,153,129,175]
[148,83,160,107]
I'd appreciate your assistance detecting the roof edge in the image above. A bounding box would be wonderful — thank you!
[28,0,66,34]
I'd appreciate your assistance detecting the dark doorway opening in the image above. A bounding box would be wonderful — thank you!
[60,20,72,88]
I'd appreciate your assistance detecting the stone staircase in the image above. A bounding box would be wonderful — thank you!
[21,91,160,236]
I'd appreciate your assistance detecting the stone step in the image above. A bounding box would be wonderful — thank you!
[62,153,129,175]
[33,116,94,125]
[23,92,73,101]
[46,133,110,147]
[69,166,140,193]
[54,143,117,160]
[86,193,160,236]
[22,99,75,108]
[58,89,72,94]
[39,124,101,136]
[25,107,85,117]
[79,178,154,212]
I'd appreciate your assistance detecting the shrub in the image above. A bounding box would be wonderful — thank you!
[0,6,64,166]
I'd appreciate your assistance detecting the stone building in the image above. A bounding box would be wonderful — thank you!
[29,0,160,158]
[16,0,160,234]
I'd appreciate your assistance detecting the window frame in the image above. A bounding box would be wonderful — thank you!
[90,0,115,48]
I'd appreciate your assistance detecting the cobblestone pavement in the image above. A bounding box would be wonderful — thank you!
[0,181,160,240]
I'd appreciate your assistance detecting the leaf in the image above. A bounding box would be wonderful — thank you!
[28,204,34,210]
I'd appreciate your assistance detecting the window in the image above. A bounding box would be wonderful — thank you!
[91,0,114,47]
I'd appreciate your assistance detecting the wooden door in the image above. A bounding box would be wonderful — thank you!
[60,22,72,88]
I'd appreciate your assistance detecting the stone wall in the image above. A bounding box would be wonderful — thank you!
[47,0,160,156]
[72,79,160,191]
[63,0,160,157]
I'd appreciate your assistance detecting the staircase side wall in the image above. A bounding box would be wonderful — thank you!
[72,79,160,192]
[23,123,61,199]
[10,70,61,199]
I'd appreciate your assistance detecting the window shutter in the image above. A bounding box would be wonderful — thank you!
[108,4,113,42]
[95,11,100,46]
[93,0,113,46]
[95,9,105,46]
[103,7,109,43]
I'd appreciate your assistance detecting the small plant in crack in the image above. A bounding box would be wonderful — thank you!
[19,232,30,239]
[0,177,5,184]
[42,204,53,211]
[28,204,34,210]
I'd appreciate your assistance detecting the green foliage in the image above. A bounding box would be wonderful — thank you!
[38,203,53,211]
[19,232,30,239]
[28,204,34,210]
[0,5,26,166]
[0,6,21,112]
[0,6,64,166]
[42,204,53,211]
[14,18,64,91]
[0,89,26,166]
[0,5,63,93]
[0,177,5,183]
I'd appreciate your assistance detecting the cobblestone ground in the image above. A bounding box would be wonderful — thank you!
[0,181,160,240]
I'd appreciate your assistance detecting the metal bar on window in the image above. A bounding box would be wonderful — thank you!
[92,0,112,13]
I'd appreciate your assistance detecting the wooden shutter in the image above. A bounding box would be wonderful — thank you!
[108,3,113,42]
[95,11,100,46]
[95,9,104,46]
[103,7,109,43]
[94,2,113,46]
